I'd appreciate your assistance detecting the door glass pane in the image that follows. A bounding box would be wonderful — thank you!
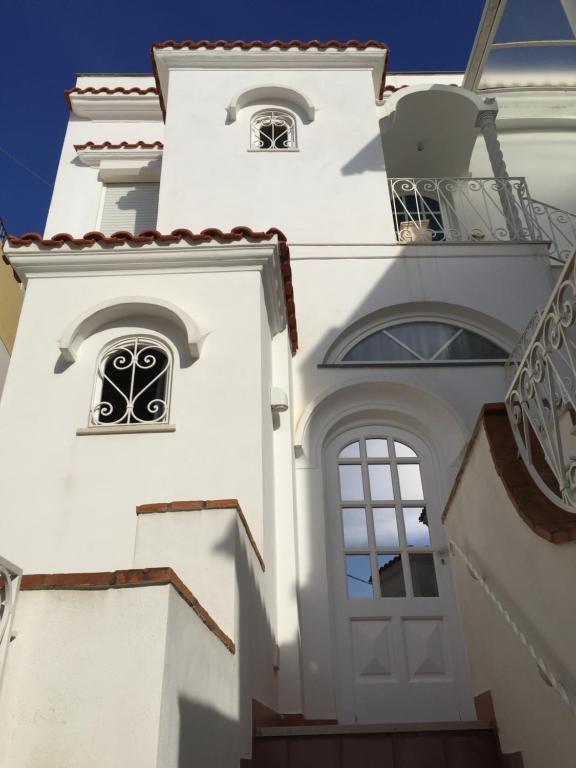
[346,555,374,598]
[342,508,368,547]
[394,440,417,458]
[368,465,394,500]
[397,464,424,500]
[377,554,406,597]
[373,508,399,547]
[339,441,360,459]
[410,553,438,597]
[339,465,364,501]
[366,439,389,458]
[403,507,431,546]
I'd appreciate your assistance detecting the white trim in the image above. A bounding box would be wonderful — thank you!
[76,423,176,435]
[68,92,162,121]
[153,47,387,108]
[59,296,202,363]
[8,240,287,343]
[227,84,316,122]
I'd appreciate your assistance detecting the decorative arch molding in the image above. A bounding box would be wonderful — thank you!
[322,301,519,365]
[226,84,316,122]
[381,83,494,125]
[59,296,202,363]
[295,378,468,490]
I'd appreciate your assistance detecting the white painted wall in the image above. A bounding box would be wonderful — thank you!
[445,424,576,768]
[0,267,277,573]
[0,339,9,399]
[0,587,168,768]
[157,68,395,241]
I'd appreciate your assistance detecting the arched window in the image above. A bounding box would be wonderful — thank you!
[336,434,438,599]
[250,110,297,151]
[341,321,507,364]
[90,336,172,426]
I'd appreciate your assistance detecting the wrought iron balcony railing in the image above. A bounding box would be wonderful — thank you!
[0,217,7,244]
[506,248,576,511]
[527,199,576,265]
[389,177,541,246]
[0,556,21,688]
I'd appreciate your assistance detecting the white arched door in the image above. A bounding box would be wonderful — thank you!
[325,426,473,724]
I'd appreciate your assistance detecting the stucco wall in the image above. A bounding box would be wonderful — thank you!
[0,586,168,768]
[444,423,576,768]
[0,268,274,573]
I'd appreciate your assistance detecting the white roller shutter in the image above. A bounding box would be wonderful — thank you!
[100,183,159,235]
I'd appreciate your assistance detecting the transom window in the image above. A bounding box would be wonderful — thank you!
[337,436,438,599]
[250,109,297,151]
[342,321,507,364]
[90,336,171,426]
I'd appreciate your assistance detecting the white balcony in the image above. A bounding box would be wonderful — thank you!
[389,176,542,246]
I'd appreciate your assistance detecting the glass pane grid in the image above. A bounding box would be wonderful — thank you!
[338,435,438,600]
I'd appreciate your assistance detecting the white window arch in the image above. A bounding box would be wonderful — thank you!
[250,109,297,151]
[89,335,172,426]
[340,321,508,365]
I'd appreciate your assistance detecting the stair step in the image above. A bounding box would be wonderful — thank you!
[252,721,504,768]
[256,721,493,737]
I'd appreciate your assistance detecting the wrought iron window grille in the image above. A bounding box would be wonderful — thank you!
[250,110,297,151]
[90,336,172,426]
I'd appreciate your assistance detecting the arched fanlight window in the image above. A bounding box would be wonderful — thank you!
[90,336,172,425]
[250,109,297,151]
[341,321,507,364]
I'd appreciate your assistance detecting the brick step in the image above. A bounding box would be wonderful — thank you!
[252,721,505,768]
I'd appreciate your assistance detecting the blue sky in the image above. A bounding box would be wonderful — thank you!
[0,0,485,235]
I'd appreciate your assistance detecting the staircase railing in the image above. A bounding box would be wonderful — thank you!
[0,555,21,689]
[527,199,576,264]
[450,540,576,717]
[505,248,576,511]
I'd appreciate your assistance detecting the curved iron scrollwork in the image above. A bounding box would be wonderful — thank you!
[388,177,537,244]
[250,110,296,151]
[91,336,171,425]
[506,250,576,511]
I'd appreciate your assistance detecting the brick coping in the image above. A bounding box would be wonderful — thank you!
[136,498,265,571]
[20,567,235,654]
[443,403,576,543]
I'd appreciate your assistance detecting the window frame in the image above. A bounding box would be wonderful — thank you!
[322,318,510,368]
[248,108,299,153]
[81,334,175,435]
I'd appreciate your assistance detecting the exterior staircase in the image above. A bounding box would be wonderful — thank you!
[249,722,516,767]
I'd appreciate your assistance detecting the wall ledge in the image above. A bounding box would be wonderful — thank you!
[136,498,266,571]
[20,566,235,653]
[443,403,576,543]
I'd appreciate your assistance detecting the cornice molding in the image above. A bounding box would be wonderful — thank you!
[67,90,162,121]
[8,240,288,339]
[153,47,387,117]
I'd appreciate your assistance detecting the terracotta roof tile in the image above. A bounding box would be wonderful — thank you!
[7,226,298,354]
[152,39,388,51]
[64,86,158,111]
[74,140,163,151]
[151,39,389,118]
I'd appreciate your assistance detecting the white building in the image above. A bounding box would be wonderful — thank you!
[1,2,576,766]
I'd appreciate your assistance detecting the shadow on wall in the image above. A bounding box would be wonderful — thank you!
[341,134,386,176]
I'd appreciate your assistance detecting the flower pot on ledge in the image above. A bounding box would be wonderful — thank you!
[399,219,435,243]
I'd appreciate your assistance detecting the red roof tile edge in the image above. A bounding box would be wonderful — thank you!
[20,567,235,653]
[75,140,164,151]
[64,86,159,112]
[6,226,298,354]
[150,39,390,119]
[136,498,265,572]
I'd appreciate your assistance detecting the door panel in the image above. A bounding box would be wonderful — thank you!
[326,427,473,724]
